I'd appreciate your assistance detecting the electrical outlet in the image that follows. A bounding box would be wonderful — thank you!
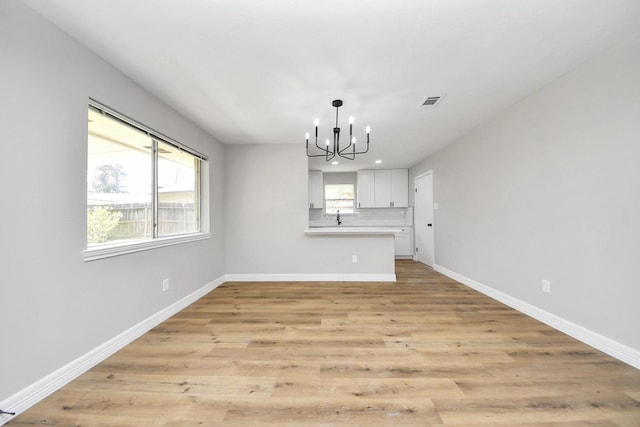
[352,255,358,263]
[542,279,551,294]
[162,278,169,292]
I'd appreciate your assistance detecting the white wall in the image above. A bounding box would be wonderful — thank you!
[225,144,395,277]
[0,2,225,402]
[410,37,640,355]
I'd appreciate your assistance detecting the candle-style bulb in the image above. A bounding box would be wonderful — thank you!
[305,132,310,140]
[314,118,319,127]
[352,137,357,144]
[366,126,370,134]
[325,139,330,146]
[349,116,354,125]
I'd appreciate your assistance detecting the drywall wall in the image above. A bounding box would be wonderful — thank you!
[410,37,640,354]
[225,144,395,277]
[0,2,225,403]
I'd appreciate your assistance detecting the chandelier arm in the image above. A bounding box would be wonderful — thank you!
[307,146,332,157]
[315,140,327,151]
[307,152,331,158]
[315,140,335,156]
[353,141,370,154]
[338,141,352,155]
[339,140,369,156]
[326,145,336,161]
[307,139,334,157]
[344,119,352,153]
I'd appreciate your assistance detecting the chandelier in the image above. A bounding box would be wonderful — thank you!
[305,99,370,161]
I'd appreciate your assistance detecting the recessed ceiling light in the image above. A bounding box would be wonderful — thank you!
[375,160,382,164]
[332,161,339,165]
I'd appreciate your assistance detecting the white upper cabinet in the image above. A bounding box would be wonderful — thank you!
[374,169,392,207]
[357,169,408,208]
[390,169,409,207]
[356,170,375,208]
[309,171,323,209]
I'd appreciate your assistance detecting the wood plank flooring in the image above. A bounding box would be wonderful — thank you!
[8,260,640,426]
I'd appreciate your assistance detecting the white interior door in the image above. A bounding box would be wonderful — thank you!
[414,171,434,267]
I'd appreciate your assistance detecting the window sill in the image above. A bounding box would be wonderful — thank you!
[83,232,211,262]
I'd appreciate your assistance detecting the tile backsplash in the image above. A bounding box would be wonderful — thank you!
[309,207,413,227]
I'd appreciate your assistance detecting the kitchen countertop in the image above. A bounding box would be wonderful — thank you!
[304,227,402,235]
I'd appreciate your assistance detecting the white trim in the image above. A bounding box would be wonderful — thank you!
[83,232,211,261]
[89,98,208,161]
[225,273,397,282]
[413,170,432,180]
[413,170,435,267]
[434,264,640,369]
[0,275,226,424]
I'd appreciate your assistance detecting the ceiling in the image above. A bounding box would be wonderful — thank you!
[25,0,640,172]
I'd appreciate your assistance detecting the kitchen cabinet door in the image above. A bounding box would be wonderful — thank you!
[394,227,413,256]
[391,169,409,207]
[309,171,323,209]
[357,170,375,208]
[374,169,392,207]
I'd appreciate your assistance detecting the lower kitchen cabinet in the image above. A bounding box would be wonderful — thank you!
[394,227,413,257]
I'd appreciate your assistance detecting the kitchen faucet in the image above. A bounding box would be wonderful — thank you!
[336,210,342,226]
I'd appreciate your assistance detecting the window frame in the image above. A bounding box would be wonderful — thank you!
[324,183,356,214]
[84,99,210,261]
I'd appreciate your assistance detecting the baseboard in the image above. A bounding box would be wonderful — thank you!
[225,273,396,282]
[0,275,226,425]
[434,264,640,370]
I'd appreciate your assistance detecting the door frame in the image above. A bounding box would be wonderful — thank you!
[413,170,435,266]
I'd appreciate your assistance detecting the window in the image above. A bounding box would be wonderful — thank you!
[86,101,207,259]
[324,184,355,214]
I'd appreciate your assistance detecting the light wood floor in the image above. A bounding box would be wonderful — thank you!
[8,260,640,426]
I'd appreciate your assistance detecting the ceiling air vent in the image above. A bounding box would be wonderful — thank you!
[418,94,446,109]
